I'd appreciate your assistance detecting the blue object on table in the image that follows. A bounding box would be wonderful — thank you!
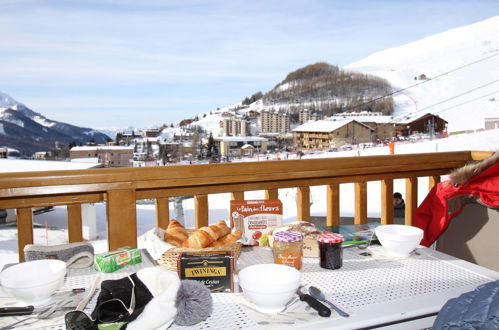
[432,279,499,329]
[321,222,380,245]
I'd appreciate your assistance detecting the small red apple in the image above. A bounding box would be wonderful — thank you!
[252,231,262,240]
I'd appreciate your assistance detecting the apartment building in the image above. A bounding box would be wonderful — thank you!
[299,109,320,124]
[260,110,289,133]
[222,118,249,136]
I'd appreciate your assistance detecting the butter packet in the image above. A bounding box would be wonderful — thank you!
[94,247,142,273]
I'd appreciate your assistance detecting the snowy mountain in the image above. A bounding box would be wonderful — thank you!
[190,16,498,136]
[0,91,111,156]
[346,16,499,132]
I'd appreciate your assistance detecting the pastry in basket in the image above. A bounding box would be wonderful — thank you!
[209,230,242,247]
[164,220,189,247]
[183,221,233,248]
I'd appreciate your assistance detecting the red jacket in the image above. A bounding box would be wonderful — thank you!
[413,161,499,246]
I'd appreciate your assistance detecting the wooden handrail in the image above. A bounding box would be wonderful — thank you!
[0,150,492,261]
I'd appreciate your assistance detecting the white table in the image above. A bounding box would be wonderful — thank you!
[171,245,499,330]
[1,246,498,330]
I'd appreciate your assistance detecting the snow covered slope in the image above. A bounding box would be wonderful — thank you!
[346,16,499,132]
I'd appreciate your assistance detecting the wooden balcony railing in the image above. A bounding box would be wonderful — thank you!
[0,150,492,262]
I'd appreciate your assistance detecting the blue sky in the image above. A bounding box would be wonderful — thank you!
[1,0,497,129]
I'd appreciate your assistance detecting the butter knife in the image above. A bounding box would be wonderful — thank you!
[296,287,331,317]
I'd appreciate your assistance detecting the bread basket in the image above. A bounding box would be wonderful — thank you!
[156,242,243,271]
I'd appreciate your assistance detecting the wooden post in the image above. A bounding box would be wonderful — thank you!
[381,179,394,224]
[326,184,340,227]
[429,175,440,190]
[405,178,418,226]
[354,182,367,224]
[17,208,33,262]
[231,191,244,201]
[195,194,209,228]
[265,189,278,200]
[67,204,83,243]
[297,186,310,222]
[107,189,137,250]
[155,197,170,229]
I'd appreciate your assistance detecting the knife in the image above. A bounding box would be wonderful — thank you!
[0,306,34,317]
[296,287,331,317]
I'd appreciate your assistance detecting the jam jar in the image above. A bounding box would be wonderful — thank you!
[316,232,344,270]
[272,231,304,270]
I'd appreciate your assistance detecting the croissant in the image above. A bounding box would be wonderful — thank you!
[215,220,231,237]
[182,229,214,248]
[200,221,230,241]
[209,230,242,247]
[164,220,189,247]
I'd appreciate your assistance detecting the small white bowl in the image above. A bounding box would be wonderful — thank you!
[375,225,424,258]
[0,259,67,305]
[238,263,301,313]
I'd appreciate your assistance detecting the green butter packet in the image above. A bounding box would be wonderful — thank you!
[94,247,142,273]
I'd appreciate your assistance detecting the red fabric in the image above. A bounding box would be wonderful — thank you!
[413,161,499,247]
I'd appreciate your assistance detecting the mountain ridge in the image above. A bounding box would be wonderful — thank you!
[0,96,111,156]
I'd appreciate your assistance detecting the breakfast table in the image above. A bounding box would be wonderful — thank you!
[1,245,498,330]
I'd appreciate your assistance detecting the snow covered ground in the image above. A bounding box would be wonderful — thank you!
[0,129,497,270]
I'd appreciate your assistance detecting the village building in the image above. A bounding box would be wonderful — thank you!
[70,146,134,167]
[392,113,448,137]
[332,113,396,141]
[246,110,259,120]
[299,109,321,124]
[141,128,161,138]
[260,110,290,133]
[34,151,47,160]
[222,118,249,136]
[258,132,294,151]
[215,136,268,157]
[485,118,499,130]
[293,119,375,150]
[0,147,7,159]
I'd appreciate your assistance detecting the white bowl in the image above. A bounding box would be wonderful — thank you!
[0,259,67,305]
[238,263,301,313]
[375,225,424,258]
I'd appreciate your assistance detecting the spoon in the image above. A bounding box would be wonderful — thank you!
[308,286,350,317]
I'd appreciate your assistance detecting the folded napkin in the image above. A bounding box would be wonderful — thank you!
[24,242,94,268]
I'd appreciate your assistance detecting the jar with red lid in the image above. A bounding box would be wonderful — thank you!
[272,231,304,270]
[316,232,344,269]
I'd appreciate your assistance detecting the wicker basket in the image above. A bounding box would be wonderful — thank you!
[156,242,243,271]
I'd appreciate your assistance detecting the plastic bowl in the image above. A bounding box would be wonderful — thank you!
[375,224,424,258]
[0,259,67,305]
[238,263,301,313]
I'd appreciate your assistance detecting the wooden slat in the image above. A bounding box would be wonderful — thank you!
[471,151,493,160]
[195,194,208,228]
[265,189,278,200]
[297,186,310,221]
[0,152,475,197]
[405,178,418,226]
[381,179,394,224]
[155,197,170,229]
[429,175,440,190]
[17,208,33,262]
[107,189,137,250]
[231,191,244,200]
[67,204,83,243]
[137,168,455,200]
[354,182,367,224]
[326,184,340,227]
[0,193,104,209]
